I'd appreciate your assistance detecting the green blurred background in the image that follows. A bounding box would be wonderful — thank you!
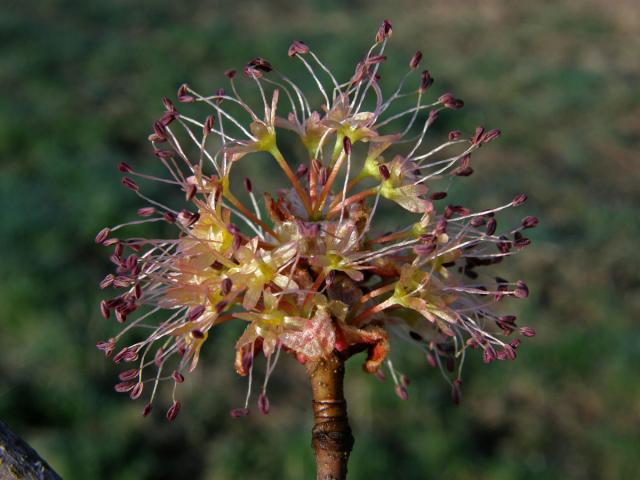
[1,0,639,478]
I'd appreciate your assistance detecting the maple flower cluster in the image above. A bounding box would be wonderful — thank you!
[96,20,537,420]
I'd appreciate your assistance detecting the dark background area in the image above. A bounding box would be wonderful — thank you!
[1,0,639,478]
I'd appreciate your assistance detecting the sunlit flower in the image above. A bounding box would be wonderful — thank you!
[96,20,537,420]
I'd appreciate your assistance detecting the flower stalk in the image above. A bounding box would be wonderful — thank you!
[306,353,354,480]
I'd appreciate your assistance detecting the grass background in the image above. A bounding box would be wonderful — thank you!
[1,0,639,478]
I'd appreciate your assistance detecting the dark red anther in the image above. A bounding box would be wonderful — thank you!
[343,136,352,155]
[366,54,387,65]
[118,369,139,381]
[448,130,462,141]
[296,163,308,177]
[375,19,393,43]
[191,329,205,339]
[172,371,185,384]
[95,227,110,244]
[244,177,253,193]
[521,216,539,229]
[514,280,529,299]
[114,381,136,393]
[471,126,485,145]
[99,274,114,289]
[185,184,197,201]
[154,149,173,159]
[258,392,270,414]
[130,382,144,400]
[512,193,528,206]
[482,129,501,144]
[427,109,439,125]
[188,305,206,321]
[520,326,536,337]
[142,403,153,417]
[203,114,215,134]
[426,353,437,368]
[378,164,391,180]
[154,347,164,367]
[224,69,237,79]
[118,162,133,173]
[435,218,447,235]
[221,278,233,296]
[166,401,181,421]
[288,40,309,57]
[394,384,408,401]
[248,57,272,72]
[230,407,249,418]
[159,109,178,126]
[121,177,139,191]
[162,97,175,112]
[419,70,433,93]
[451,379,462,405]
[100,300,110,320]
[409,50,423,70]
[486,218,497,235]
[439,93,464,109]
[430,191,447,200]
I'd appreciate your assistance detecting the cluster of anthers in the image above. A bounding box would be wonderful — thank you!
[96,20,537,421]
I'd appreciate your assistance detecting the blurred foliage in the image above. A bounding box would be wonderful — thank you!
[1,0,639,478]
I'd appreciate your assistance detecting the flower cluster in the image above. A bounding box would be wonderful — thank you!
[96,20,536,420]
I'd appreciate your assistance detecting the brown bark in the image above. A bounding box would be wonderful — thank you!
[305,353,354,480]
